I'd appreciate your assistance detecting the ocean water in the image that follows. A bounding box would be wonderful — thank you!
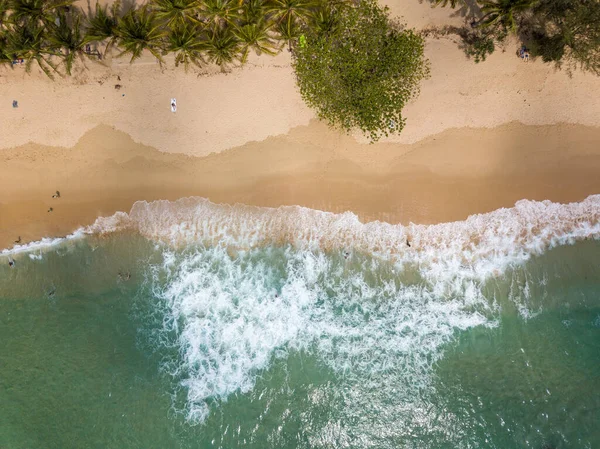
[1,196,599,449]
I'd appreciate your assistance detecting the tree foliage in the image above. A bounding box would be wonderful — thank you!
[527,0,600,74]
[0,0,333,75]
[293,0,429,141]
[435,0,600,74]
[115,6,165,63]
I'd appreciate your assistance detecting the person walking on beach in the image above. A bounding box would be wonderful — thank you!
[52,190,60,198]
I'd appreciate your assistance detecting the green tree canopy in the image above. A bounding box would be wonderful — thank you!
[292,0,429,141]
[431,0,600,75]
[528,0,600,74]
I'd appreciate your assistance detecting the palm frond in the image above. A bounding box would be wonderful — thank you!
[204,26,240,69]
[47,10,86,74]
[85,1,119,54]
[267,0,318,25]
[199,0,238,29]
[5,21,59,78]
[115,6,165,63]
[165,22,206,70]
[234,18,279,62]
[152,0,200,29]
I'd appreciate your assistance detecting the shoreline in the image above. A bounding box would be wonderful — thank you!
[2,2,600,252]
[2,121,600,250]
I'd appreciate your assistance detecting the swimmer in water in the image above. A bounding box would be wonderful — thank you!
[406,238,411,248]
[8,257,15,267]
[118,271,131,281]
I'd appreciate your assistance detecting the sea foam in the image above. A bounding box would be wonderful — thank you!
[116,195,600,427]
[87,194,600,289]
[148,245,491,426]
[5,195,599,432]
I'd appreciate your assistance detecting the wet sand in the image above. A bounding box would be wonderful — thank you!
[2,121,600,249]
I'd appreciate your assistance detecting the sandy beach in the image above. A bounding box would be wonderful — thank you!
[1,0,600,249]
[2,121,600,249]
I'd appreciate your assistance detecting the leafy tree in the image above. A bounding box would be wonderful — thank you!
[234,18,278,62]
[152,0,200,29]
[164,21,206,70]
[204,26,240,70]
[293,0,429,141]
[115,6,165,63]
[85,1,120,54]
[528,0,600,74]
[47,10,87,74]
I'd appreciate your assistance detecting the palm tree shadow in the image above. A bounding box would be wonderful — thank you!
[419,0,483,21]
[450,0,483,21]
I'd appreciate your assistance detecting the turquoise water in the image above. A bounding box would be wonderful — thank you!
[1,198,599,448]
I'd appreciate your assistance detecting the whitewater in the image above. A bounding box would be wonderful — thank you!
[2,196,599,448]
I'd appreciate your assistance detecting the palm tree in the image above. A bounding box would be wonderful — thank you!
[198,0,238,29]
[152,0,200,29]
[0,33,14,67]
[309,2,340,36]
[85,1,120,54]
[204,26,240,70]
[0,1,10,27]
[267,0,317,26]
[240,0,269,25]
[7,0,74,26]
[234,18,279,62]
[164,22,206,70]
[478,0,536,32]
[115,6,165,63]
[47,10,86,74]
[274,12,300,50]
[5,21,59,78]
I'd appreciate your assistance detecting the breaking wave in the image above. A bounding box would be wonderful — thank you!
[98,195,598,426]
[5,195,600,432]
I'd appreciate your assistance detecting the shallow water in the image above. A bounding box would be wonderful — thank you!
[1,198,599,448]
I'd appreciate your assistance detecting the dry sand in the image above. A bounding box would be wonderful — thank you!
[2,121,600,249]
[1,0,600,249]
[2,1,600,155]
